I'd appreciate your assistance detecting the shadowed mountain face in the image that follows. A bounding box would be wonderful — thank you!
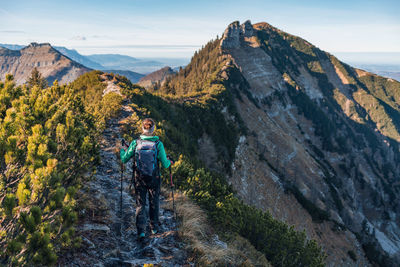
[0,43,90,85]
[224,21,400,266]
[157,20,400,266]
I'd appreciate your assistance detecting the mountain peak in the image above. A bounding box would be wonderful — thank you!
[27,42,52,48]
[220,20,255,49]
[20,42,60,57]
[214,19,400,265]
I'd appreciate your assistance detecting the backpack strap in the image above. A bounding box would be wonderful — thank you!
[154,139,160,173]
[154,140,160,159]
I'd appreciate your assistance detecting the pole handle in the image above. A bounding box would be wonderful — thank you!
[121,138,129,148]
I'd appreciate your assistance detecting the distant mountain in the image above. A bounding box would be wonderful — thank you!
[0,44,143,83]
[0,43,24,50]
[333,52,400,81]
[104,69,144,83]
[374,71,400,81]
[0,43,104,70]
[53,46,104,70]
[87,54,166,74]
[138,66,176,88]
[334,52,400,65]
[0,42,90,85]
[87,54,140,68]
[139,57,189,69]
[0,43,190,75]
[350,64,400,81]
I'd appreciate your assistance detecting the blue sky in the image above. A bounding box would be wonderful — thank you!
[1,0,399,58]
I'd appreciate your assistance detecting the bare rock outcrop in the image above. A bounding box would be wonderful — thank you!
[220,21,241,49]
[220,20,255,49]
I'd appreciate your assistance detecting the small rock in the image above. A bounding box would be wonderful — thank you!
[81,224,110,232]
[213,234,228,249]
[82,236,96,249]
[103,249,118,258]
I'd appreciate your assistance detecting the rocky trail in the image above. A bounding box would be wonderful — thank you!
[59,98,190,266]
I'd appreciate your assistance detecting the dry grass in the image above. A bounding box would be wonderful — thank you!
[76,187,111,224]
[161,188,271,267]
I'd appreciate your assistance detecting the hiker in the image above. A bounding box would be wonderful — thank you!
[119,118,173,241]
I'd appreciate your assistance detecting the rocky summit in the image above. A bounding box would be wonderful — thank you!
[0,42,90,85]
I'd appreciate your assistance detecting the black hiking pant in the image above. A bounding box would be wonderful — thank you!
[134,172,160,234]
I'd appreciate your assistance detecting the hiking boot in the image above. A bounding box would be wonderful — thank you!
[138,232,146,242]
[150,224,161,235]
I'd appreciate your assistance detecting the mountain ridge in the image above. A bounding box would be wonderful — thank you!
[52,46,104,69]
[0,43,147,83]
[221,20,400,266]
[0,42,91,85]
[154,20,400,266]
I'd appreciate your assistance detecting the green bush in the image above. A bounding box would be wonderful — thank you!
[102,92,123,120]
[171,156,326,267]
[0,71,103,265]
[3,193,16,217]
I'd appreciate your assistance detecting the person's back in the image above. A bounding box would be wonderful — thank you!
[119,118,173,241]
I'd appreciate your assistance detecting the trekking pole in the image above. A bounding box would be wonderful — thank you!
[120,139,128,223]
[169,165,177,223]
[120,160,123,220]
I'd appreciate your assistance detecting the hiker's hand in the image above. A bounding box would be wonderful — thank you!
[121,138,129,148]
[167,155,175,166]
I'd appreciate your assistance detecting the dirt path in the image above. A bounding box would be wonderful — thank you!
[59,98,189,266]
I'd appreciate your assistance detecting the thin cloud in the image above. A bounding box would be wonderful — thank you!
[0,30,25,34]
[70,35,87,41]
[90,35,111,39]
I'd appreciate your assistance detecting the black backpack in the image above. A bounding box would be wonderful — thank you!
[134,138,160,177]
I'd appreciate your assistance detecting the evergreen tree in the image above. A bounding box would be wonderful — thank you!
[27,67,48,89]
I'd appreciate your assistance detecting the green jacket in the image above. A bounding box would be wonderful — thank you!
[120,135,171,168]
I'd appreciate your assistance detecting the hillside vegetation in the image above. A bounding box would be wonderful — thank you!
[0,71,122,265]
[8,22,400,265]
